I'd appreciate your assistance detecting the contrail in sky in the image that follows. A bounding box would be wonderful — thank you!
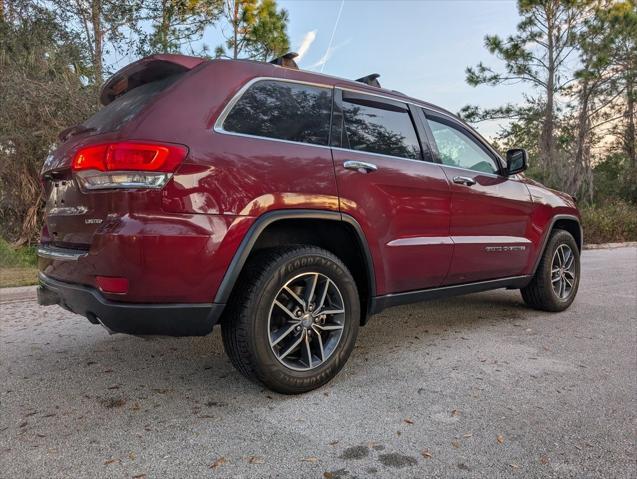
[320,0,345,73]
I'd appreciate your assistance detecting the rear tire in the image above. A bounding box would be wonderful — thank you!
[521,229,580,312]
[221,246,360,394]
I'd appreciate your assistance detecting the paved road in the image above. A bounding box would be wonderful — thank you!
[1,247,635,478]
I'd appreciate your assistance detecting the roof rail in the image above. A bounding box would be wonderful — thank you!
[269,52,299,69]
[356,73,381,88]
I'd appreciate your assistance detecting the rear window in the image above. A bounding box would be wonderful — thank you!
[82,74,183,133]
[222,80,332,146]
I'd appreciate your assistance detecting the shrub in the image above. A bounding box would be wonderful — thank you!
[580,201,637,244]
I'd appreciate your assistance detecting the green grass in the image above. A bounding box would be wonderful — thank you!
[0,238,38,287]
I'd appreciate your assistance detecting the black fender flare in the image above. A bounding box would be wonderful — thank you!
[214,210,376,312]
[530,214,583,276]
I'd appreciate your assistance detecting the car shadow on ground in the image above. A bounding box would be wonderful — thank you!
[5,289,533,409]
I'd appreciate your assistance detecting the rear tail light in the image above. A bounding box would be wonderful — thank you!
[72,141,188,190]
[96,276,129,294]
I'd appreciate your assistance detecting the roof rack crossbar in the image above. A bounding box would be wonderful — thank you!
[269,52,299,69]
[356,73,381,88]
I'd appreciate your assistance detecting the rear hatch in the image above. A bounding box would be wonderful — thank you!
[41,55,202,248]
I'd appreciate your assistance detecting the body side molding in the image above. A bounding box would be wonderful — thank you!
[370,275,531,314]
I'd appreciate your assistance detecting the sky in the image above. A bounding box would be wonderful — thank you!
[209,0,528,138]
[108,0,529,138]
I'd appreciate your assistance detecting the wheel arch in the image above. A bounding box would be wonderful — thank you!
[531,214,583,276]
[214,210,376,324]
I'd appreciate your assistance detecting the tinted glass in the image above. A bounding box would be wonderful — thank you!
[341,99,421,159]
[83,74,183,133]
[223,80,332,145]
[426,118,498,174]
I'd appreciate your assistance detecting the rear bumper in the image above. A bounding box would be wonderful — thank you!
[38,273,224,336]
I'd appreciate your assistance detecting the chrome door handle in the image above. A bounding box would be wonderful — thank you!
[343,160,378,173]
[453,176,476,186]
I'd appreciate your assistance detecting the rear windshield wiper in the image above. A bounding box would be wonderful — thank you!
[58,125,96,142]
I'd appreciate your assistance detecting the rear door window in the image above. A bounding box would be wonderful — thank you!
[82,74,183,133]
[221,80,332,146]
[339,94,422,160]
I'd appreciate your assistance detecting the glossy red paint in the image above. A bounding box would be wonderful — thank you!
[39,57,581,314]
[333,149,452,294]
[441,167,534,284]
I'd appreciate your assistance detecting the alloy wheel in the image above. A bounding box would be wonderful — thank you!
[551,244,576,300]
[267,272,345,371]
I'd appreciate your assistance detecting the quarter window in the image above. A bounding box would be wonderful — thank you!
[341,98,421,160]
[426,118,499,174]
[222,80,332,146]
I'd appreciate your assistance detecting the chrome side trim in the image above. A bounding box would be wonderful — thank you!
[451,236,532,245]
[47,206,88,216]
[37,245,87,262]
[387,236,454,247]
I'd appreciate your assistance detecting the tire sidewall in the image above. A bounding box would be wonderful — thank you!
[247,250,360,392]
[543,231,580,309]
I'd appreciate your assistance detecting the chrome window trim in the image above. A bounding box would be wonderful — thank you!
[438,162,500,179]
[337,86,458,122]
[212,128,334,151]
[212,75,506,172]
[213,77,334,140]
[331,146,428,164]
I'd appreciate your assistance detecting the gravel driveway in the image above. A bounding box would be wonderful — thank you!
[1,247,635,478]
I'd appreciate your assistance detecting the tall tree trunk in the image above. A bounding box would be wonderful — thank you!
[91,0,103,97]
[625,73,636,167]
[232,0,239,59]
[159,0,170,52]
[540,2,557,182]
[570,81,592,198]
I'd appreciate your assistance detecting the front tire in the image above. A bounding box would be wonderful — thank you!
[221,246,360,394]
[521,229,580,312]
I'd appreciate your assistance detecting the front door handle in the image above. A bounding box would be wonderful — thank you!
[343,160,378,173]
[453,175,476,186]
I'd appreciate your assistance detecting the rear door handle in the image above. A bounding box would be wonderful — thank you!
[343,160,378,173]
[453,175,476,186]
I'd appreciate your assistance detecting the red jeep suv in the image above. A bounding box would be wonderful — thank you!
[37,53,582,393]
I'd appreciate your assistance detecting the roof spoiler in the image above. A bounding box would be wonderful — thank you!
[356,74,381,88]
[269,52,299,69]
[99,54,204,106]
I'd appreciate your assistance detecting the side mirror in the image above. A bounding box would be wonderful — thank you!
[506,148,528,176]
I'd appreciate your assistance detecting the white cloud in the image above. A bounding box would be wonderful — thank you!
[296,30,318,61]
[307,38,351,71]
